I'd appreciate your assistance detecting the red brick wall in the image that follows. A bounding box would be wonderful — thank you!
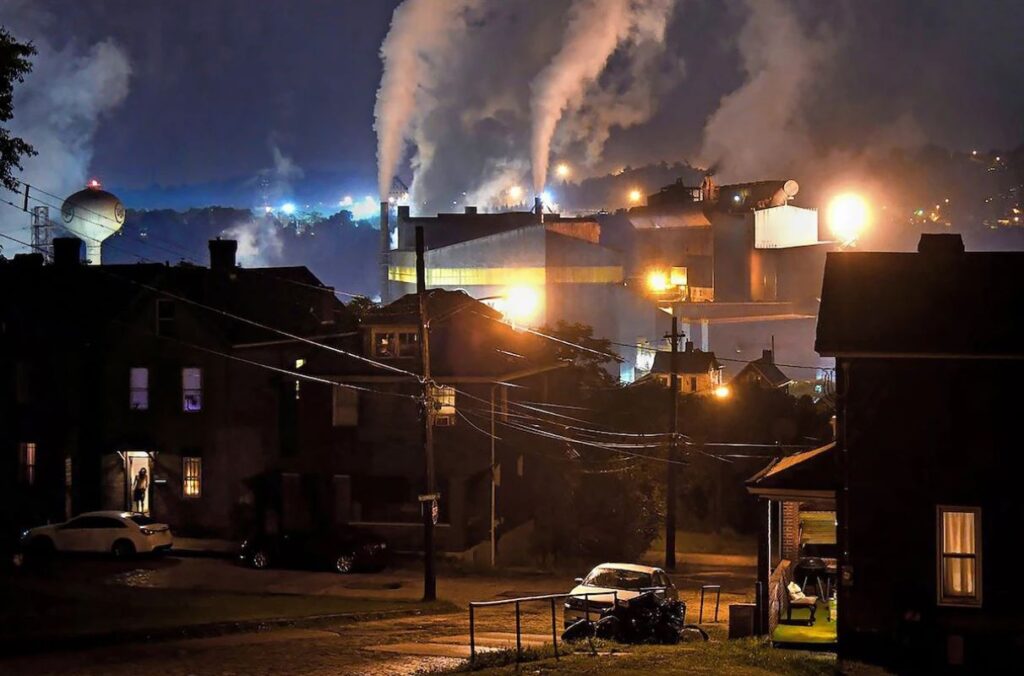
[782,501,801,562]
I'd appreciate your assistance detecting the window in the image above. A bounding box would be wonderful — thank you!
[294,358,305,400]
[432,385,456,426]
[938,506,982,606]
[372,329,418,358]
[689,376,697,392]
[19,442,36,485]
[332,387,359,427]
[182,367,202,411]
[156,299,176,336]
[183,457,202,497]
[130,367,149,410]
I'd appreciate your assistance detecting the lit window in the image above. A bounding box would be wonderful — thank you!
[19,442,36,485]
[372,329,418,358]
[938,506,982,606]
[432,385,456,426]
[332,387,359,427]
[182,367,202,412]
[183,457,202,497]
[130,367,149,410]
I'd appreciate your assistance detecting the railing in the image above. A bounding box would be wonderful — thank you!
[467,586,674,665]
[698,584,722,623]
[468,591,616,665]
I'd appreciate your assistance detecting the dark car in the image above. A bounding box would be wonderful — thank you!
[238,527,388,574]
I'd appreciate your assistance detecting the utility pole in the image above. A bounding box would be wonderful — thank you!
[416,225,437,601]
[665,315,680,571]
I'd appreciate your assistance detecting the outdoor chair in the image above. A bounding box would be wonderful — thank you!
[783,581,817,625]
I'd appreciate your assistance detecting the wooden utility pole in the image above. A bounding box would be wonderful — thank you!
[665,315,680,571]
[416,225,437,601]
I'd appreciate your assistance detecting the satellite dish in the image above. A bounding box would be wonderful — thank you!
[783,180,800,198]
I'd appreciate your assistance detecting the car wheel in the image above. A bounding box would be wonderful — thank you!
[334,553,355,574]
[251,551,270,569]
[112,539,136,558]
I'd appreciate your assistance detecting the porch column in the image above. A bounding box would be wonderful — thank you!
[756,499,770,635]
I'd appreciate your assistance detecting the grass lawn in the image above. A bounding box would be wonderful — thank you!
[773,602,837,645]
[441,639,835,675]
[0,578,452,641]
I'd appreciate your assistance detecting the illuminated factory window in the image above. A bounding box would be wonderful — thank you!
[19,442,36,485]
[183,457,202,498]
[182,367,203,412]
[373,329,418,358]
[130,367,149,410]
[432,385,456,426]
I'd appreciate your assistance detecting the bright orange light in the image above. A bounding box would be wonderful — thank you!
[509,185,523,201]
[827,193,870,246]
[646,270,669,293]
[503,286,540,323]
[87,179,101,189]
[555,163,570,179]
[713,385,731,400]
[628,189,643,204]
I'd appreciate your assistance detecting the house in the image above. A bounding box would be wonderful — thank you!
[733,349,793,391]
[646,341,723,394]
[813,233,1024,669]
[1,237,354,539]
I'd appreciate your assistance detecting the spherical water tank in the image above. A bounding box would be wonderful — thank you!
[61,180,125,264]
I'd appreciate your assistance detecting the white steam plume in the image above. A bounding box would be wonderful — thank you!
[223,216,283,267]
[0,3,131,199]
[529,0,633,194]
[698,0,828,181]
[373,0,475,200]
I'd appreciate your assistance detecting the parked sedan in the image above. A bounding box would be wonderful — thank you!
[238,527,388,574]
[21,511,173,558]
[564,563,677,627]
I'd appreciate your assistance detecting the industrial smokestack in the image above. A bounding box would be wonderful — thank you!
[380,202,391,303]
[534,196,543,223]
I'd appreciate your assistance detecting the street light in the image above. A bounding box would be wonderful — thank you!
[508,185,523,202]
[713,384,731,400]
[555,163,571,180]
[827,193,870,246]
[628,188,643,204]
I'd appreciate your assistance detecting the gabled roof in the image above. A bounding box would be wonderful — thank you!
[735,357,792,388]
[650,348,721,375]
[816,235,1024,357]
[746,443,837,500]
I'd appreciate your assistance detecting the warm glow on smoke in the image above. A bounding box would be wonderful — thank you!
[628,188,643,204]
[509,185,524,201]
[827,193,870,246]
[713,385,731,400]
[555,163,571,179]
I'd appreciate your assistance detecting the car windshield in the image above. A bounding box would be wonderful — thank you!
[127,515,158,526]
[583,567,653,590]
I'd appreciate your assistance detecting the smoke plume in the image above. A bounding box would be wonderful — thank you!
[698,0,827,182]
[530,0,677,193]
[373,0,475,200]
[0,2,131,200]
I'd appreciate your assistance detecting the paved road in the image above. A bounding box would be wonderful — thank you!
[0,555,755,675]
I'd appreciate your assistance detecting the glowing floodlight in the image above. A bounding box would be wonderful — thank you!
[555,163,571,179]
[503,286,541,323]
[646,269,669,293]
[509,185,524,201]
[713,385,731,400]
[827,193,870,246]
[628,189,643,204]
[281,202,296,215]
[541,190,553,205]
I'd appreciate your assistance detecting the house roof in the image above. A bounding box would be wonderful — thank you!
[816,235,1024,357]
[650,348,721,375]
[746,443,837,500]
[735,357,792,388]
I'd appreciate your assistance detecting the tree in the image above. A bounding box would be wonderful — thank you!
[0,27,36,192]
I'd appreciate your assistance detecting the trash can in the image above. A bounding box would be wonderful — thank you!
[728,603,757,639]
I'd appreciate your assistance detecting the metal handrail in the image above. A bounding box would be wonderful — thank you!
[467,585,674,665]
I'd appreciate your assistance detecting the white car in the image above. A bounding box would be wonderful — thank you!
[22,511,173,558]
[564,562,677,627]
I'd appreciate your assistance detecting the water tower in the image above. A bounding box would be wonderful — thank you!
[60,180,126,264]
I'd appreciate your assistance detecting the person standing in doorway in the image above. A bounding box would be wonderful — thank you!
[133,467,148,513]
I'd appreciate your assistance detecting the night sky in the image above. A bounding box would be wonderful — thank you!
[1,0,1023,211]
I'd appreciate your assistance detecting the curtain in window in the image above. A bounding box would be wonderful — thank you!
[942,511,976,597]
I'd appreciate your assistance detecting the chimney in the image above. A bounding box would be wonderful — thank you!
[464,206,478,215]
[685,340,694,353]
[918,233,964,255]
[380,202,390,304]
[209,239,237,270]
[762,349,773,363]
[52,237,82,267]
[534,196,543,223]
[397,205,410,221]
